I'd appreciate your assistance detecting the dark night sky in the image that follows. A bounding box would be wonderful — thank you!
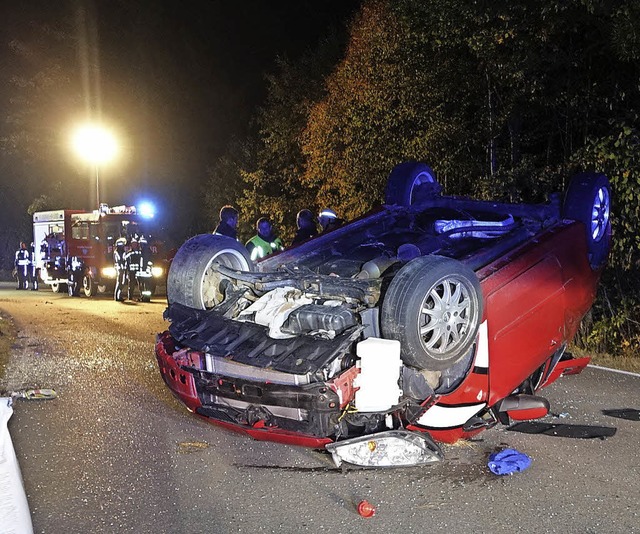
[0,0,360,238]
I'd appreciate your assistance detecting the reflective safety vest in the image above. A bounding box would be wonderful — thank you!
[114,248,127,270]
[125,250,143,272]
[246,235,284,261]
[15,249,29,267]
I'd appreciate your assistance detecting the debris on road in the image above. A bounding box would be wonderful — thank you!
[13,388,57,401]
[508,422,617,439]
[357,500,376,518]
[602,408,640,421]
[487,448,531,475]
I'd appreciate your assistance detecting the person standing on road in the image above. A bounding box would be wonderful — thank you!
[28,242,39,290]
[114,237,127,302]
[136,236,154,302]
[213,205,239,240]
[125,238,143,301]
[245,217,284,261]
[14,242,30,290]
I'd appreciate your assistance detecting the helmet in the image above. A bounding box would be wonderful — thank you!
[115,237,127,246]
[319,208,337,220]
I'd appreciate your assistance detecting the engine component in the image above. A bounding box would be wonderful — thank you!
[281,304,357,335]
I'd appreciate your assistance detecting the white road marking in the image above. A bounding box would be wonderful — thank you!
[587,364,640,378]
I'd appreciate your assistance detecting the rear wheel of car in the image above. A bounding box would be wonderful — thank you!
[167,234,253,310]
[50,282,67,294]
[82,274,97,297]
[381,255,483,371]
[563,172,611,269]
[384,161,441,206]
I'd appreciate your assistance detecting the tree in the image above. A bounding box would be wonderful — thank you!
[233,31,352,242]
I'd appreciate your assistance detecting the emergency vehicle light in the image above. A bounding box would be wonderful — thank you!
[138,202,155,219]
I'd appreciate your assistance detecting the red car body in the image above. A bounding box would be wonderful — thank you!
[155,163,610,464]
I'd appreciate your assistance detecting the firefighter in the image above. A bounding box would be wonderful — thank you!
[114,237,127,302]
[136,236,153,302]
[245,217,284,261]
[318,208,344,233]
[213,205,239,240]
[14,242,29,290]
[125,238,143,301]
[28,242,38,290]
[67,256,83,296]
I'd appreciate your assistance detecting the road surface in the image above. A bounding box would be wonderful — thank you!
[0,284,639,533]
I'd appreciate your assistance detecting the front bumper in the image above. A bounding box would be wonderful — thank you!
[155,331,340,447]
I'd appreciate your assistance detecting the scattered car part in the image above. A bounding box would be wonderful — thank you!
[507,422,617,439]
[13,389,57,401]
[325,430,444,468]
[601,408,640,421]
[357,500,376,518]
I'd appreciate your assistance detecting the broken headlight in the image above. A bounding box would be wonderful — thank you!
[325,430,443,468]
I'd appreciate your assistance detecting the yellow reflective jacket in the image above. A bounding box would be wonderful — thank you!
[246,234,284,261]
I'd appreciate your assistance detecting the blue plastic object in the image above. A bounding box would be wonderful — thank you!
[487,448,531,475]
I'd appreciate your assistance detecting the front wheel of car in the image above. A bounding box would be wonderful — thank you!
[167,234,254,310]
[384,161,441,206]
[563,172,611,270]
[381,255,483,371]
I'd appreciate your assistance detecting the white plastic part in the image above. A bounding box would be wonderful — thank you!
[353,337,402,412]
[0,398,34,534]
[325,430,443,468]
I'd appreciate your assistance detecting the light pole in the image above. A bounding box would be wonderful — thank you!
[72,125,118,209]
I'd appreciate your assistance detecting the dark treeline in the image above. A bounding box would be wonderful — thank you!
[204,0,640,356]
[1,0,638,356]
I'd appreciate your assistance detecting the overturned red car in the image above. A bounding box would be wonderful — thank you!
[156,162,611,467]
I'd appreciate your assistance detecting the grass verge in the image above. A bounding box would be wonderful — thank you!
[0,311,16,380]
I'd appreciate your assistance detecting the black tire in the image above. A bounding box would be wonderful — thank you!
[51,282,67,294]
[384,161,441,206]
[563,172,611,270]
[167,234,253,310]
[381,255,483,371]
[82,274,98,297]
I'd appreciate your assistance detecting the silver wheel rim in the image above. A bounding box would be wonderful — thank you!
[591,186,610,242]
[418,275,476,360]
[200,249,249,309]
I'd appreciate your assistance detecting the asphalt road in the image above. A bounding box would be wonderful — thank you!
[0,284,639,534]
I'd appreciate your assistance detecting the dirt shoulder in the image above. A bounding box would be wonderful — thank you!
[0,309,17,380]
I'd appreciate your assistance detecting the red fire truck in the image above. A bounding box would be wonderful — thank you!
[33,204,167,297]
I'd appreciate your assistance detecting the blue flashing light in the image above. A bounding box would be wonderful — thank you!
[138,202,155,219]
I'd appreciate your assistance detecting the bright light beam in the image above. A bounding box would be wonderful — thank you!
[72,124,118,209]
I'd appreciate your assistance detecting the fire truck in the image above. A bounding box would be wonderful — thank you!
[33,204,167,297]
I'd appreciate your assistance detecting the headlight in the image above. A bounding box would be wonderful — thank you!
[151,266,164,277]
[325,430,443,468]
[101,267,117,278]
